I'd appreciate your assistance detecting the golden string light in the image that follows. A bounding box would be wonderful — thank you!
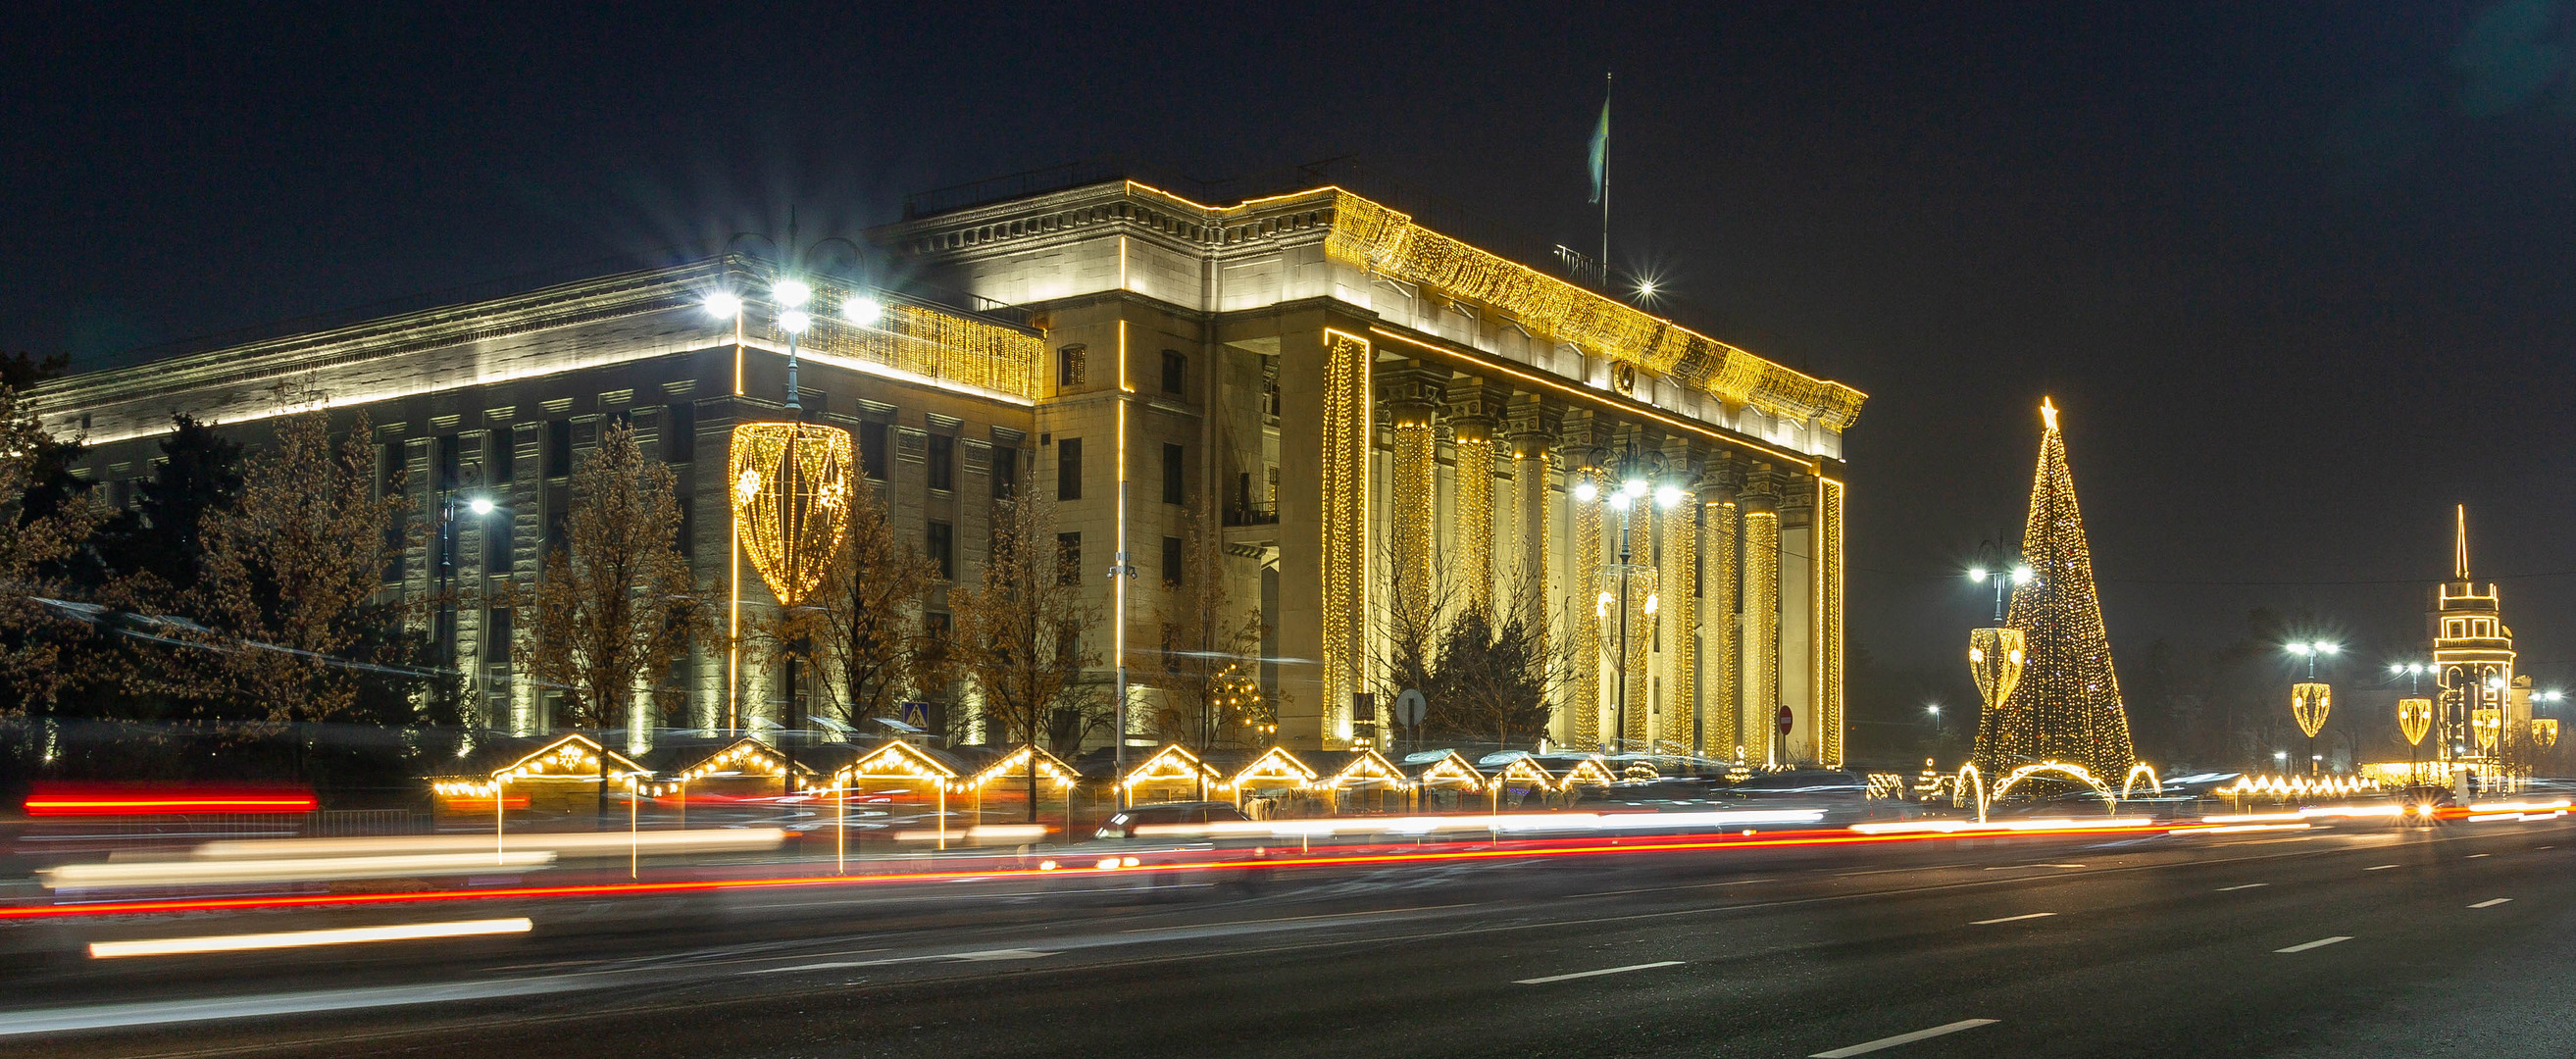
[1570,466,1605,748]
[1320,329,1372,745]
[1658,496,1696,752]
[1321,193,1865,429]
[1743,508,1781,758]
[791,278,1040,400]
[1453,430,1496,618]
[1390,410,1437,645]
[1819,478,1846,767]
[728,423,855,607]
[2535,719,2559,749]
[1701,496,1739,758]
[966,745,1080,791]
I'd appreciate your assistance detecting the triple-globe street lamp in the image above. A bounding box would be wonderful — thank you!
[1571,445,1687,757]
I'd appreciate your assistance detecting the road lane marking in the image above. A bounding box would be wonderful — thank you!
[1836,864,1964,877]
[1810,1018,1999,1057]
[1982,863,2084,871]
[2216,883,2269,891]
[1589,879,1776,897]
[1121,903,1474,932]
[0,979,593,1036]
[88,918,531,959]
[2275,936,2352,953]
[1513,960,1684,984]
[741,948,1056,975]
[2466,853,2491,859]
[2364,864,2399,871]
[2469,898,2513,908]
[1971,912,2056,925]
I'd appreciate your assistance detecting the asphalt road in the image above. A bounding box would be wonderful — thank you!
[6,817,2574,1058]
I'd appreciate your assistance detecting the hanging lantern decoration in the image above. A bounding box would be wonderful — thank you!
[2291,682,2331,739]
[1968,627,2027,715]
[2473,708,2502,751]
[2533,718,2559,749]
[729,422,856,607]
[2397,698,2433,746]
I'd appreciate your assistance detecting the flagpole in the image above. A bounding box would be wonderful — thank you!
[1600,70,1611,286]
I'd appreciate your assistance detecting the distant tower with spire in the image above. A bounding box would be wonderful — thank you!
[2432,505,2522,774]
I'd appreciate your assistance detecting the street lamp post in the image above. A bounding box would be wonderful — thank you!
[1965,536,2034,623]
[1574,445,1682,758]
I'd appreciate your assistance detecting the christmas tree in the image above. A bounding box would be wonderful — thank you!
[1975,399,2137,781]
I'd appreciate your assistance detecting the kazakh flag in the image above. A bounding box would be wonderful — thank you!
[1587,95,1610,204]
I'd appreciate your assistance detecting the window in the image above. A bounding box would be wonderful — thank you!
[928,522,955,581]
[1160,349,1186,394]
[380,441,404,496]
[485,509,512,570]
[923,612,953,671]
[1057,438,1082,500]
[489,431,514,484]
[1162,443,1185,505]
[545,509,569,560]
[545,420,574,478]
[675,499,693,560]
[485,609,511,672]
[664,402,695,463]
[1162,535,1184,586]
[2447,619,2465,638]
[861,421,889,480]
[1057,531,1082,585]
[1058,344,1087,387]
[928,434,954,491]
[435,435,462,491]
[992,445,1019,499]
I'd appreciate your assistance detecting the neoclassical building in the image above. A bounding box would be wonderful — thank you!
[35,173,1864,764]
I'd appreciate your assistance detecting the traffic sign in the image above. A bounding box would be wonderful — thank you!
[1777,705,1793,736]
[1393,688,1428,728]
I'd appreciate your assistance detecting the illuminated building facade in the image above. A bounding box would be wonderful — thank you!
[35,172,1865,761]
[2431,506,2527,771]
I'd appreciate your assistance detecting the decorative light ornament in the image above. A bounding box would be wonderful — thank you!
[2397,698,2433,746]
[1968,626,2027,725]
[2474,708,2502,750]
[2535,719,2560,749]
[728,422,856,607]
[2292,682,2331,739]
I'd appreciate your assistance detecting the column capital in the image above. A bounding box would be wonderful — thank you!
[1698,451,1743,502]
[1379,361,1447,429]
[1741,463,1784,516]
[1558,409,1620,471]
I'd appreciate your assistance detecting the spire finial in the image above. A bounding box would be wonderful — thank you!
[2455,504,2471,580]
[2040,397,2058,433]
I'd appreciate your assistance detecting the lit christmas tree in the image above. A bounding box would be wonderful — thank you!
[1974,399,2138,782]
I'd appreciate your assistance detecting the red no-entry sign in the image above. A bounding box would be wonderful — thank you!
[1777,706,1793,736]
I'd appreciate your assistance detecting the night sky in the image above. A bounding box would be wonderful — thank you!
[9,3,2575,698]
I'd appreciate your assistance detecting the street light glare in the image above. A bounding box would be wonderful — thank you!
[1967,566,1989,582]
[842,295,883,326]
[1654,484,1684,510]
[1622,477,1647,498]
[774,279,812,309]
[705,291,741,319]
[779,310,811,334]
[2316,642,2340,655]
[2010,564,2034,584]
[466,496,495,516]
[1572,480,1598,503]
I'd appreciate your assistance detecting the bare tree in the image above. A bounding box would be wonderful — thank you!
[949,494,1100,820]
[194,407,409,733]
[1152,507,1265,748]
[512,424,708,739]
[0,384,105,711]
[799,479,941,729]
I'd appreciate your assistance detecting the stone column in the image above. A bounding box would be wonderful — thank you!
[1382,363,1446,677]
[1698,459,1742,759]
[1741,469,1782,766]
[1778,477,1817,765]
[1276,320,1373,750]
[1559,412,1615,749]
[1817,472,1847,768]
[1505,396,1563,632]
[1656,442,1701,755]
[1445,378,1510,623]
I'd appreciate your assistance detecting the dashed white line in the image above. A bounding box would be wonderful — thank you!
[2275,936,2352,953]
[2469,898,2513,909]
[1810,1018,1999,1057]
[2215,882,2269,891]
[1971,912,2057,925]
[1514,960,1684,985]
[2465,853,2491,859]
[2363,864,2400,871]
